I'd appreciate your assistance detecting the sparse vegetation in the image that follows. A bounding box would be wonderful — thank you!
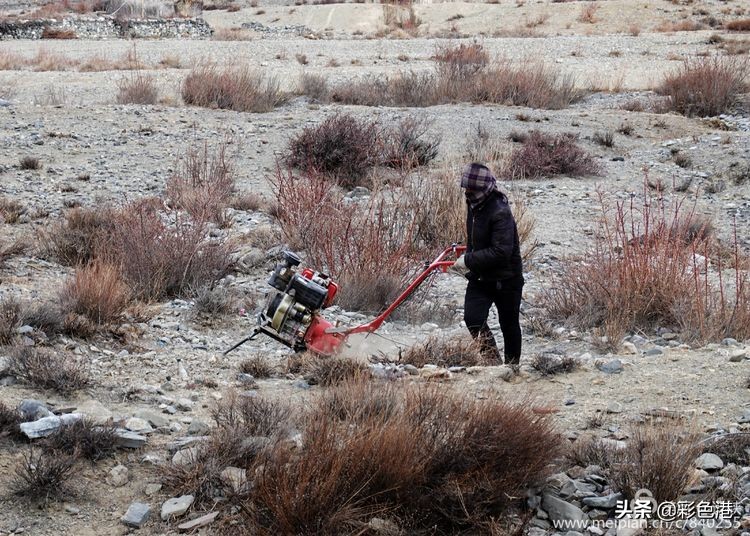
[12,448,78,502]
[182,64,288,113]
[116,70,158,105]
[239,355,275,378]
[530,353,581,375]
[0,298,22,345]
[592,130,615,148]
[725,18,750,32]
[302,355,368,386]
[193,284,236,315]
[38,206,115,266]
[59,261,131,325]
[0,401,23,440]
[658,57,749,117]
[8,346,90,395]
[0,198,26,224]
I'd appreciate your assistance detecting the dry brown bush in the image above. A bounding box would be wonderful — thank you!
[105,199,233,301]
[41,27,77,39]
[245,381,561,532]
[166,140,236,225]
[12,448,77,502]
[542,186,750,347]
[609,424,699,502]
[302,355,368,386]
[182,64,287,113]
[193,284,236,315]
[0,197,26,223]
[239,355,275,378]
[116,71,158,105]
[284,113,381,188]
[0,401,24,440]
[656,19,704,32]
[19,156,41,170]
[41,420,118,462]
[59,261,131,325]
[577,3,599,24]
[38,206,116,266]
[0,297,22,346]
[299,72,329,102]
[212,27,254,40]
[704,434,750,466]
[726,18,750,31]
[9,346,89,395]
[381,116,440,170]
[0,240,27,268]
[400,334,487,367]
[505,131,602,180]
[658,56,748,117]
[230,191,266,212]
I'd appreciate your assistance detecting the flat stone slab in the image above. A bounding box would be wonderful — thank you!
[114,429,147,448]
[20,413,82,439]
[121,502,151,528]
[161,495,195,521]
[178,511,219,532]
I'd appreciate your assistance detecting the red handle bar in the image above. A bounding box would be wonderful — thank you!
[331,244,466,336]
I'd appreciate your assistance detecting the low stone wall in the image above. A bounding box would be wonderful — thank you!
[0,16,212,39]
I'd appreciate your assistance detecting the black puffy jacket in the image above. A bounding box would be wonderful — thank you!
[464,191,523,282]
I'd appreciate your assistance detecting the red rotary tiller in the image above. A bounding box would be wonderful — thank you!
[224,245,466,357]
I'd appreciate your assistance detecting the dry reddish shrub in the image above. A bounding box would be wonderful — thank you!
[12,448,77,502]
[577,3,599,23]
[655,19,704,32]
[116,71,158,105]
[726,18,750,31]
[284,113,381,188]
[381,116,440,170]
[166,140,236,225]
[182,64,287,113]
[9,346,89,395]
[299,72,329,102]
[272,169,419,312]
[59,262,131,324]
[244,381,561,533]
[608,424,700,502]
[104,200,232,301]
[38,206,116,266]
[542,186,750,347]
[505,131,602,180]
[434,41,490,80]
[401,334,486,367]
[41,27,77,39]
[658,56,749,117]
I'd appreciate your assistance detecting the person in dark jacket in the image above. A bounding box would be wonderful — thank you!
[452,163,524,365]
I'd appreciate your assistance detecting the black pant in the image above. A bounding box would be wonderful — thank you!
[463,275,524,364]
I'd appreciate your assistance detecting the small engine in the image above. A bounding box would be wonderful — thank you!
[259,251,339,352]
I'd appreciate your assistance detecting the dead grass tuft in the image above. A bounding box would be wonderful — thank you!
[530,353,581,375]
[41,420,118,462]
[59,261,131,325]
[658,56,748,117]
[20,156,41,170]
[193,284,236,315]
[0,240,27,268]
[12,448,77,502]
[239,355,275,378]
[116,71,158,105]
[0,401,24,440]
[400,334,487,367]
[182,63,288,113]
[577,3,599,24]
[0,297,22,346]
[41,27,77,39]
[609,424,699,502]
[8,346,90,395]
[302,355,368,387]
[726,18,750,32]
[38,206,116,266]
[166,140,236,225]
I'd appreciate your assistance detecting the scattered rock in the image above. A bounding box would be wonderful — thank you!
[695,453,724,471]
[134,410,169,428]
[177,511,219,532]
[367,517,400,535]
[597,359,623,374]
[621,342,638,355]
[187,420,210,436]
[125,417,153,433]
[121,502,151,528]
[175,398,193,411]
[114,429,148,448]
[144,483,162,496]
[583,492,624,509]
[107,464,129,487]
[220,466,248,493]
[172,446,201,465]
[542,493,588,523]
[729,348,747,362]
[20,413,82,439]
[161,495,195,521]
[644,347,663,356]
[606,401,623,414]
[167,436,209,453]
[18,399,53,421]
[74,400,113,424]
